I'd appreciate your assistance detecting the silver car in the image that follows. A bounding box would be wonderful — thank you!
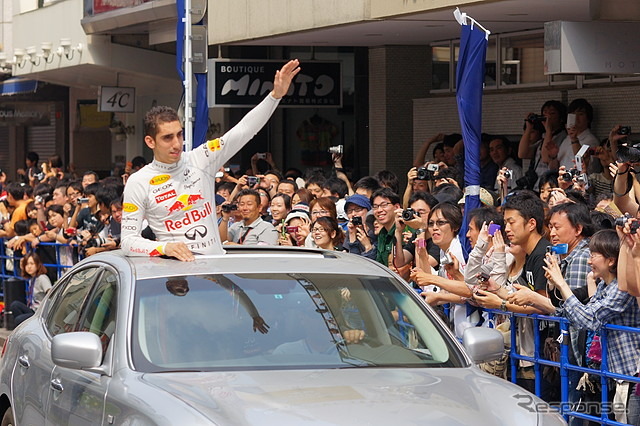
[0,247,566,425]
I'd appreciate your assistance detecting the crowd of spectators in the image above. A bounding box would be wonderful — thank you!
[3,96,640,424]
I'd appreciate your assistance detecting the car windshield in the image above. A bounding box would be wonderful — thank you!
[131,273,465,372]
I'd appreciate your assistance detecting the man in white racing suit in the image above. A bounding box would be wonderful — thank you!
[121,59,300,261]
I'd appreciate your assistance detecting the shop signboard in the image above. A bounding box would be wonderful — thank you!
[208,60,342,108]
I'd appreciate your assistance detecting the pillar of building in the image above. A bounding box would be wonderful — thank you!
[368,46,429,186]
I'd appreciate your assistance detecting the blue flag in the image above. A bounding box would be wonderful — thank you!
[456,23,487,260]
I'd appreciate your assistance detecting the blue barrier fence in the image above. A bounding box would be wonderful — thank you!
[481,308,640,425]
[0,240,80,300]
[0,239,637,424]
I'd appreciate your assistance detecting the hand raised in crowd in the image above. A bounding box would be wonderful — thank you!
[407,167,418,184]
[609,124,628,153]
[492,226,506,253]
[420,289,441,306]
[270,59,301,99]
[477,221,490,245]
[410,267,438,287]
[236,175,250,188]
[443,252,463,281]
[543,253,568,292]
[278,232,294,246]
[354,226,373,252]
[557,166,573,191]
[608,160,619,179]
[547,188,568,207]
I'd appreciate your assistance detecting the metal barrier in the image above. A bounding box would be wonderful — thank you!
[483,308,640,425]
[0,240,80,300]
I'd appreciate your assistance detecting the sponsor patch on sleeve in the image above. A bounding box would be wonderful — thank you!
[149,245,165,257]
[206,138,222,152]
[123,203,139,213]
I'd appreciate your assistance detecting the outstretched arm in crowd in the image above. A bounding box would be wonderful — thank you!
[612,162,638,216]
[333,153,354,196]
[413,133,444,168]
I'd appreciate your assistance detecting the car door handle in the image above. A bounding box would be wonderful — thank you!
[17,355,29,368]
[50,378,63,393]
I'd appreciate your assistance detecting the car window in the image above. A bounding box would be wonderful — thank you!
[76,269,118,356]
[131,273,465,372]
[46,267,101,337]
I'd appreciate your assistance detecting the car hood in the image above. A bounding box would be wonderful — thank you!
[140,367,546,425]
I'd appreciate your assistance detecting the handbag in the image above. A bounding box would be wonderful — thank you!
[586,334,602,363]
[478,318,511,379]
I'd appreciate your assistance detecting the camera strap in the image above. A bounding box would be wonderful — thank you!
[613,172,634,197]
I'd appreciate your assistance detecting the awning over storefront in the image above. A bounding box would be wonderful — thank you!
[0,78,38,96]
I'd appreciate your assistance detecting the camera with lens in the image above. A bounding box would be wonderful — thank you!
[246,176,260,186]
[523,113,547,132]
[576,173,589,184]
[503,169,513,179]
[515,170,538,190]
[351,216,363,226]
[328,145,343,155]
[401,208,418,221]
[221,204,238,213]
[562,168,579,182]
[442,252,454,266]
[416,167,429,181]
[617,142,640,164]
[417,163,439,181]
[615,214,640,234]
[618,126,632,136]
[34,172,45,181]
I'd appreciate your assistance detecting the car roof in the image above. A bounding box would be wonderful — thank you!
[87,247,394,281]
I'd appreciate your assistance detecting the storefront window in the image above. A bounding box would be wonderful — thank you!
[500,32,546,86]
[451,37,497,90]
[431,45,451,90]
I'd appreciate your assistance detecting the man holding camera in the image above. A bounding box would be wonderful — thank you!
[489,136,522,191]
[554,98,599,170]
[219,189,278,246]
[121,59,300,261]
[342,194,375,259]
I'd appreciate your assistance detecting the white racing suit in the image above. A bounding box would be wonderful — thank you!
[121,94,280,256]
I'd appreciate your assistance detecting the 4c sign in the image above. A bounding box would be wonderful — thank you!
[99,86,136,113]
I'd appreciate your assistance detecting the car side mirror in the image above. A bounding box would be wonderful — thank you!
[52,332,103,370]
[462,327,505,363]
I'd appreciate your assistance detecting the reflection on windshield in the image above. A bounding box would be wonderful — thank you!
[131,273,464,372]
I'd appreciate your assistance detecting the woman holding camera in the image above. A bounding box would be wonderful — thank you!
[278,209,311,247]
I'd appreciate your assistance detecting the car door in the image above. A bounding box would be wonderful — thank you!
[46,267,118,426]
[12,266,101,426]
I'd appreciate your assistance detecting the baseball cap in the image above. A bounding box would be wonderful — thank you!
[344,194,372,211]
